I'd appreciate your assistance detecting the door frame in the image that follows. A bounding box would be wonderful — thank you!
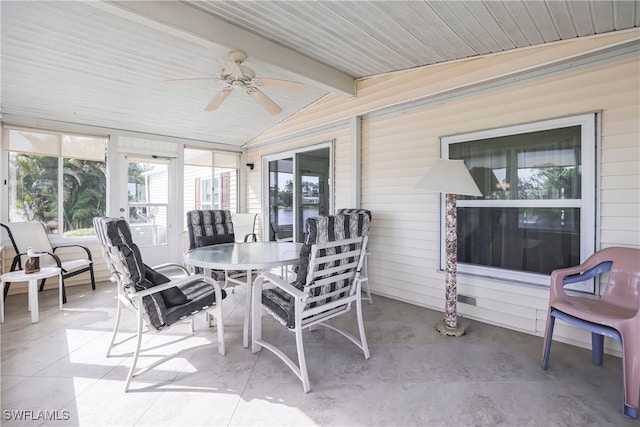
[116,152,181,266]
[261,141,333,242]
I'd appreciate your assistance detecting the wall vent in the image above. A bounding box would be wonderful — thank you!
[457,294,477,306]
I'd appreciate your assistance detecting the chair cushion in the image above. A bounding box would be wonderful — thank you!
[163,279,227,328]
[144,265,190,308]
[262,287,298,329]
[105,219,146,288]
[186,210,235,250]
[139,277,227,331]
[294,213,370,287]
[263,212,370,329]
[196,233,234,248]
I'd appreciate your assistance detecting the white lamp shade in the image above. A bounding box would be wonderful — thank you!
[416,159,483,196]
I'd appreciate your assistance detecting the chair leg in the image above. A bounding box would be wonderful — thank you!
[89,265,96,290]
[541,314,556,370]
[106,298,123,357]
[124,310,145,392]
[295,326,310,393]
[39,278,46,292]
[591,332,604,366]
[215,302,225,356]
[3,282,10,301]
[60,279,67,304]
[355,293,370,359]
[621,331,640,419]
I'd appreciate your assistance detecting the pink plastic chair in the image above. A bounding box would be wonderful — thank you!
[541,246,640,419]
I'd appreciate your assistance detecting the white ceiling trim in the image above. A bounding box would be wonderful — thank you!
[99,0,355,97]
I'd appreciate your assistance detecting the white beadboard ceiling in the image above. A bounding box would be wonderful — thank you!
[1,1,638,148]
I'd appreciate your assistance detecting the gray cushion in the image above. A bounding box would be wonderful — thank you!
[103,218,226,331]
[196,233,234,248]
[262,212,370,328]
[144,265,190,308]
[186,210,235,250]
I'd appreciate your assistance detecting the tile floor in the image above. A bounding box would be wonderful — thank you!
[1,281,637,426]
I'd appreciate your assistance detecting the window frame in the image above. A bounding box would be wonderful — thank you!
[441,114,597,289]
[2,126,108,240]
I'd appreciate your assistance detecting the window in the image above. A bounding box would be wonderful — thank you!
[264,144,332,242]
[183,148,240,227]
[443,114,596,288]
[201,178,213,210]
[3,128,107,237]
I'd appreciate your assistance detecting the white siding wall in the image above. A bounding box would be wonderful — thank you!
[246,34,639,354]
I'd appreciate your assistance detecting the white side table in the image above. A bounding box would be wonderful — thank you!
[1,267,62,323]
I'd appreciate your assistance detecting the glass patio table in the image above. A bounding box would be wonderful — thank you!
[184,241,302,348]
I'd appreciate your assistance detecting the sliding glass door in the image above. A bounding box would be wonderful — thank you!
[264,144,331,242]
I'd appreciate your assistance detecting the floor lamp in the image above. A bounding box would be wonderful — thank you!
[416,159,482,337]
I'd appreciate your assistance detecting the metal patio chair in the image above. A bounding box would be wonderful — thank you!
[93,217,226,392]
[251,212,371,392]
[0,221,95,303]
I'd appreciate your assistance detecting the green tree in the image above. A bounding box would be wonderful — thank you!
[63,159,107,231]
[11,154,107,232]
[11,154,58,222]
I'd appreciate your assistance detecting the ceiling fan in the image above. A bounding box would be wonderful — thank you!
[167,49,305,115]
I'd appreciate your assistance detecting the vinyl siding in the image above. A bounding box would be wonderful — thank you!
[246,31,639,355]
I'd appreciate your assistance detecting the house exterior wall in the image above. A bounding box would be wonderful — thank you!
[245,31,639,353]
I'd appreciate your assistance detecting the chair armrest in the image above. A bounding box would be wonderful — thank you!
[243,233,257,242]
[550,259,613,299]
[131,274,221,299]
[152,263,190,277]
[53,244,93,261]
[258,271,305,299]
[16,250,63,269]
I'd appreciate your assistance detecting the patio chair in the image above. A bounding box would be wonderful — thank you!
[541,246,640,419]
[186,210,247,289]
[251,212,371,392]
[337,208,373,304]
[93,217,226,392]
[231,212,258,242]
[0,221,95,304]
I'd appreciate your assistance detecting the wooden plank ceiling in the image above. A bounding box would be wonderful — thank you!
[1,1,638,147]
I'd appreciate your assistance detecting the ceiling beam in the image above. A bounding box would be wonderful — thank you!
[98,1,355,97]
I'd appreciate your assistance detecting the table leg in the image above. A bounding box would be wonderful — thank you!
[58,273,63,311]
[243,269,252,348]
[28,279,39,323]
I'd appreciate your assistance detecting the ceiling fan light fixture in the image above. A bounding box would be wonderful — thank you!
[167,48,302,114]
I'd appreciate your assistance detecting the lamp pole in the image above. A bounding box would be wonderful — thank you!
[436,193,464,336]
[415,159,482,338]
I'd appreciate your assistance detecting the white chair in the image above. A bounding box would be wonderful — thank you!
[186,209,248,291]
[232,212,258,242]
[93,217,226,392]
[251,213,371,392]
[0,221,95,303]
[337,208,373,304]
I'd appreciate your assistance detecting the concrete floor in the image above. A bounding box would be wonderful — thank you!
[1,281,636,426]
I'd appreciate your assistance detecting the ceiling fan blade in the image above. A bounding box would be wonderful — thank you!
[204,86,232,111]
[162,77,223,83]
[247,87,282,115]
[251,78,305,93]
[219,59,243,77]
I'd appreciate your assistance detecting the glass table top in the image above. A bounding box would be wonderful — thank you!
[184,241,303,270]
